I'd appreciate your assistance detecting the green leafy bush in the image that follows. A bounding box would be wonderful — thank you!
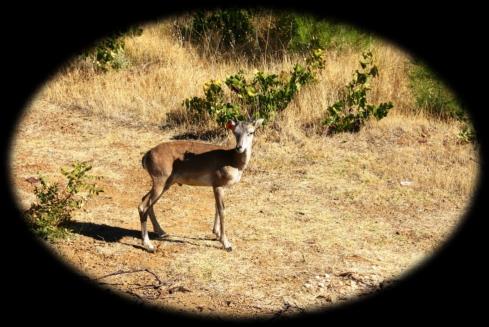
[182,48,325,125]
[323,51,393,134]
[175,9,372,60]
[24,162,103,241]
[83,26,143,72]
[224,63,314,121]
[408,61,465,120]
[183,80,242,125]
[177,9,256,56]
[408,61,476,143]
[270,13,372,53]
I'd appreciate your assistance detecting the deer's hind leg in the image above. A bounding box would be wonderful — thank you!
[138,176,169,252]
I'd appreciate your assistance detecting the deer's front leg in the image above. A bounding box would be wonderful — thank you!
[213,186,232,251]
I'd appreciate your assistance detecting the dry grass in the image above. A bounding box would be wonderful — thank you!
[9,18,479,319]
[40,19,413,132]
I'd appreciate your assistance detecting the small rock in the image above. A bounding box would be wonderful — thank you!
[25,176,40,184]
[318,282,325,288]
[304,283,312,289]
[400,179,414,186]
[315,275,321,280]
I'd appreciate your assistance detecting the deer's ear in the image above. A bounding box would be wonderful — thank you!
[226,120,236,130]
[254,118,264,128]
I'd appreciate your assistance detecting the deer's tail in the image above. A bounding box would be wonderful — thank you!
[141,151,150,170]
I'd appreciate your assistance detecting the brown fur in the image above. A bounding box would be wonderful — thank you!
[138,119,263,252]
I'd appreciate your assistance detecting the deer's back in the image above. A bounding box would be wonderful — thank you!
[145,141,231,180]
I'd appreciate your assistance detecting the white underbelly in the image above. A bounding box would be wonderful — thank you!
[173,167,243,187]
[223,167,242,186]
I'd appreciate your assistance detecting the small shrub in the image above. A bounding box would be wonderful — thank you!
[225,63,314,121]
[323,51,393,134]
[457,121,477,144]
[182,48,325,125]
[24,162,103,241]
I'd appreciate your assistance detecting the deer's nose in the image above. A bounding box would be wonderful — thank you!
[235,145,243,152]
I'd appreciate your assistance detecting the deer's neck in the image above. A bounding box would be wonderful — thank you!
[232,146,252,171]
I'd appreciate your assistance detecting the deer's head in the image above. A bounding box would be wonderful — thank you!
[226,119,264,153]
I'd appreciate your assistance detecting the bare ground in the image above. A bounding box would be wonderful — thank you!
[10,101,478,319]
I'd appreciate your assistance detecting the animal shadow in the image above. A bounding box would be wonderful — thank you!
[66,221,221,249]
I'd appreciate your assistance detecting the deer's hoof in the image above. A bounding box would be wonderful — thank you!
[155,232,168,239]
[144,243,156,253]
[224,245,233,252]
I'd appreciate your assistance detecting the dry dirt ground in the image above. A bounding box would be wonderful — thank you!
[10,101,478,319]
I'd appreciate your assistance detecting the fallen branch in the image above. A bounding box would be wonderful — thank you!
[168,285,191,294]
[95,268,166,300]
[95,268,163,286]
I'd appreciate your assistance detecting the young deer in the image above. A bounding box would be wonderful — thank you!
[138,119,264,252]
